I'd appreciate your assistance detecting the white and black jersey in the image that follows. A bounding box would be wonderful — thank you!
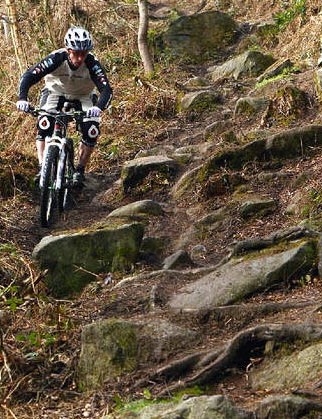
[18,48,112,110]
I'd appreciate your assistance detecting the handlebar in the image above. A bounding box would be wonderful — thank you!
[28,106,86,118]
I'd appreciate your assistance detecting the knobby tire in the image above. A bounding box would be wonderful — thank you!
[58,139,74,213]
[40,145,59,227]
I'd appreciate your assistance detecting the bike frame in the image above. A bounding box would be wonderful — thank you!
[40,114,71,190]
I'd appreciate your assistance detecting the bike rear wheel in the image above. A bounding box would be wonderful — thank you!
[58,139,74,212]
[40,145,59,227]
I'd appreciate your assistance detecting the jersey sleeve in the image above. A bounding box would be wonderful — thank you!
[86,54,113,110]
[18,50,66,100]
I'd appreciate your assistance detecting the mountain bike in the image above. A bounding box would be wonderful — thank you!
[29,105,86,228]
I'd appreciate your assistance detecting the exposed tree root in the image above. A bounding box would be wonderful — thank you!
[141,323,322,396]
[184,300,318,325]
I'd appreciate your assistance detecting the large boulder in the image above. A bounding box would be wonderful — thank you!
[77,318,198,391]
[250,342,322,391]
[32,222,144,297]
[168,240,317,313]
[255,395,322,419]
[77,319,138,391]
[161,11,237,62]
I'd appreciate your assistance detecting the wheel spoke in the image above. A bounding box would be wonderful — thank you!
[40,146,59,227]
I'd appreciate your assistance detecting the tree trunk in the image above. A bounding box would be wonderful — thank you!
[5,0,27,73]
[137,0,154,76]
[1,14,9,40]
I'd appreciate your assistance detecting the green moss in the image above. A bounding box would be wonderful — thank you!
[77,319,139,391]
[235,101,256,116]
[113,385,205,415]
[0,243,18,254]
[255,66,300,89]
[37,223,144,297]
[232,238,317,262]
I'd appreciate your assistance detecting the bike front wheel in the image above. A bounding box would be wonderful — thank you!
[40,145,59,227]
[58,139,74,213]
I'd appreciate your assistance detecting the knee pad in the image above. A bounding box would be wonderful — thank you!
[37,115,55,140]
[80,120,100,147]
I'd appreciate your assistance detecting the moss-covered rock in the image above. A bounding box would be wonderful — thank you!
[104,395,252,419]
[199,125,322,181]
[209,50,275,81]
[77,319,138,391]
[161,11,237,63]
[250,342,322,391]
[77,318,198,391]
[183,76,210,90]
[198,139,267,180]
[239,196,277,219]
[234,96,270,117]
[179,90,222,112]
[171,165,202,200]
[107,200,164,219]
[121,155,179,192]
[32,222,144,297]
[255,395,322,419]
[261,84,310,127]
[256,58,293,83]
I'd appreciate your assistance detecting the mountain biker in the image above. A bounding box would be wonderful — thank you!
[16,26,113,185]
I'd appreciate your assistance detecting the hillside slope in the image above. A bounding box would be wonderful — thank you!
[3,1,322,418]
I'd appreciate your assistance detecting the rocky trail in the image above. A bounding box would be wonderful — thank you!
[4,1,322,418]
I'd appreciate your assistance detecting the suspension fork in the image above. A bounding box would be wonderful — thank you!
[40,118,68,190]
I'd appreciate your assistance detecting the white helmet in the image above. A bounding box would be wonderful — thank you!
[64,27,93,51]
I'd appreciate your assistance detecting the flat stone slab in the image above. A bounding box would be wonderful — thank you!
[168,241,316,312]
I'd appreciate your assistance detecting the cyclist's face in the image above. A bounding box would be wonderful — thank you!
[67,49,88,68]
